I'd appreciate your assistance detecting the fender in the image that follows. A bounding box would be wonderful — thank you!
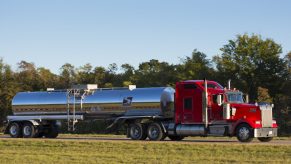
[231,119,256,135]
[27,120,40,126]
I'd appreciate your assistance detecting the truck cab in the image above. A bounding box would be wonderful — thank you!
[174,80,277,142]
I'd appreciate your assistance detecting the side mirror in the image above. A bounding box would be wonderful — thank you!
[217,95,222,106]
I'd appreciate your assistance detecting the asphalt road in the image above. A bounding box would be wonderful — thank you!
[1,134,291,145]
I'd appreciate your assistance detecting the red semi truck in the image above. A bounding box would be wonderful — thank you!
[5,80,277,142]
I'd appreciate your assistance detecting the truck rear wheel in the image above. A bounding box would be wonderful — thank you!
[147,122,165,141]
[8,122,22,138]
[22,122,38,138]
[128,123,147,140]
[236,124,253,142]
[258,137,273,142]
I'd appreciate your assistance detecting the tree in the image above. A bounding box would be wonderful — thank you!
[0,59,20,125]
[93,66,106,87]
[76,63,94,84]
[59,63,76,88]
[15,61,40,91]
[285,52,291,80]
[178,49,214,81]
[37,67,58,90]
[135,59,178,87]
[257,87,272,103]
[213,34,286,101]
[120,64,135,85]
[105,63,122,87]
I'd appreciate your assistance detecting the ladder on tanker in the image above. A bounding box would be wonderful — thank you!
[66,84,98,131]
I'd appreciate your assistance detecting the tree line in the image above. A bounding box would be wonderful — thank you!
[0,34,291,135]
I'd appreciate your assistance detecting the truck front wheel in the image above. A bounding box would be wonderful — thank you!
[147,123,165,141]
[128,123,147,140]
[8,122,22,138]
[236,124,254,142]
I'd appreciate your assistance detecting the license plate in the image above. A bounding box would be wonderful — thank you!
[269,131,273,135]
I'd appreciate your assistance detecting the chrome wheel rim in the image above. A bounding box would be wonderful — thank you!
[239,127,250,140]
[149,126,159,139]
[130,125,141,139]
[9,125,18,136]
[23,126,32,136]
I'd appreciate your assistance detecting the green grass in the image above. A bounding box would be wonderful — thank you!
[0,136,291,163]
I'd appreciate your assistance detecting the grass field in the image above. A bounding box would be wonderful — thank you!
[0,135,291,163]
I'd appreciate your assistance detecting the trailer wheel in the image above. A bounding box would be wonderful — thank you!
[44,124,59,138]
[236,124,254,142]
[258,137,273,142]
[128,123,147,140]
[8,122,22,138]
[168,135,184,141]
[22,122,38,138]
[147,123,165,141]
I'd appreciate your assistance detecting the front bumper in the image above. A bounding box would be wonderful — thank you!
[254,128,277,138]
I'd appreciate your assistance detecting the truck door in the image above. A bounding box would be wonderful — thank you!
[180,83,203,123]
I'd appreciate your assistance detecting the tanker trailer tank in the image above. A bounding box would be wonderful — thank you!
[11,87,175,119]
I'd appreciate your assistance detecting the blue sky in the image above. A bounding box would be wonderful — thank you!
[0,0,290,74]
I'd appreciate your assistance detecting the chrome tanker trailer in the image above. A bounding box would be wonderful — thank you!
[4,80,277,142]
[5,85,176,139]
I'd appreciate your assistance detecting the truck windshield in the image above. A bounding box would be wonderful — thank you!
[226,92,244,103]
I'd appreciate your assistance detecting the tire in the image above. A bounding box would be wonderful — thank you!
[128,123,147,140]
[258,137,273,142]
[147,122,165,141]
[236,124,254,142]
[22,122,37,138]
[168,135,184,141]
[44,124,59,138]
[8,122,22,138]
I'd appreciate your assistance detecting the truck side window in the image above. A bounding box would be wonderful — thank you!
[184,84,197,89]
[212,95,218,104]
[184,98,192,110]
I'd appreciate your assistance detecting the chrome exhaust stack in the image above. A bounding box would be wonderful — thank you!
[228,79,231,90]
[203,78,208,129]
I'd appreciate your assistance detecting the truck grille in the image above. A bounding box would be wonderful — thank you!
[260,105,273,127]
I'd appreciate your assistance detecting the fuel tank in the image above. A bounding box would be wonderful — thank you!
[12,87,175,119]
